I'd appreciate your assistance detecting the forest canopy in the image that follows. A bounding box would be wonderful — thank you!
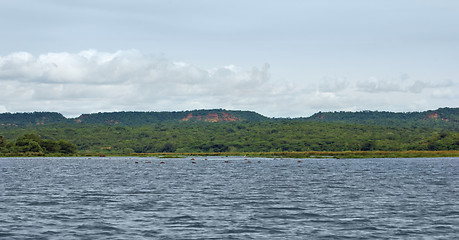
[0,134,77,156]
[0,108,457,156]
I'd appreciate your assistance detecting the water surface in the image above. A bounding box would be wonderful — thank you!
[1,157,458,239]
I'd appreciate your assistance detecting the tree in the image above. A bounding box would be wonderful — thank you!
[15,139,43,153]
[40,140,60,153]
[18,133,42,143]
[160,142,175,152]
[58,140,78,154]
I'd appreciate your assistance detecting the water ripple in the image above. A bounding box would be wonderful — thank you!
[1,157,458,239]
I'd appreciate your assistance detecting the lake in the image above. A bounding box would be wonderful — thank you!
[1,157,458,239]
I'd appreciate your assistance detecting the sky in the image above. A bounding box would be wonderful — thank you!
[0,0,458,118]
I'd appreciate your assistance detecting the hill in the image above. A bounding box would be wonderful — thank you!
[0,109,269,126]
[72,109,268,125]
[0,108,457,154]
[303,107,458,130]
[0,112,68,126]
[0,108,457,129]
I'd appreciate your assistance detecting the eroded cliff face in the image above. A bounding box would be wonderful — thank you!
[181,112,241,122]
[424,112,450,122]
[0,108,456,126]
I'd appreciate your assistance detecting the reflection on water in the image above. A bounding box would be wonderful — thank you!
[1,157,458,239]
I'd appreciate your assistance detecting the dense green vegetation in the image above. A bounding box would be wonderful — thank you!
[73,109,268,125]
[0,112,67,126]
[305,107,458,130]
[0,108,457,157]
[0,109,268,126]
[0,107,457,129]
[0,134,77,156]
[0,121,457,155]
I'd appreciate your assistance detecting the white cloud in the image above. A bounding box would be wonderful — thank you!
[354,76,456,95]
[0,50,457,118]
[0,50,285,117]
[356,77,404,93]
[318,77,349,92]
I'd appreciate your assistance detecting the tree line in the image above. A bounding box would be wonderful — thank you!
[0,120,457,155]
[0,134,77,156]
[1,108,457,130]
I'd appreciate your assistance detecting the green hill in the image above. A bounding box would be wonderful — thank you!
[0,108,457,130]
[0,112,68,126]
[72,109,269,125]
[0,109,269,126]
[0,108,457,155]
[303,107,458,130]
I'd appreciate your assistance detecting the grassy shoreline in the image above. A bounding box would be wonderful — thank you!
[3,150,457,158]
[129,150,459,158]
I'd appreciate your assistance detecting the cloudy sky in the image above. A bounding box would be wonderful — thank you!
[0,0,457,117]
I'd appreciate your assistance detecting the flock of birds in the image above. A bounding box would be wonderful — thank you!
[134,158,303,164]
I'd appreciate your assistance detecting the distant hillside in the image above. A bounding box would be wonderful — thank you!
[73,109,269,125]
[304,107,458,130]
[1,108,457,153]
[0,109,268,126]
[0,112,68,126]
[0,108,457,129]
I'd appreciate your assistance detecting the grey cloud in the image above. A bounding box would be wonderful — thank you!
[356,77,404,93]
[318,77,349,92]
[0,50,278,116]
[400,73,410,80]
[407,79,454,93]
[408,81,427,93]
[306,75,458,115]
[0,50,457,118]
[356,77,455,94]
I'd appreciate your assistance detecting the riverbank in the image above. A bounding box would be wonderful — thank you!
[85,150,459,158]
[2,150,458,158]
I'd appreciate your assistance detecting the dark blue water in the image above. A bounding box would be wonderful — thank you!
[1,157,458,239]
